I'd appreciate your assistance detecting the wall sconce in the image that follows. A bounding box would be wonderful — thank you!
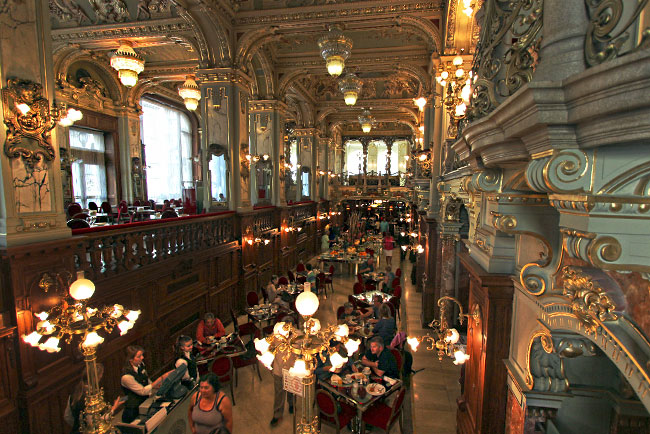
[2,78,82,164]
[245,154,270,164]
[413,96,427,111]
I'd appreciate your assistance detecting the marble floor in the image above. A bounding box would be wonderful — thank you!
[226,254,461,434]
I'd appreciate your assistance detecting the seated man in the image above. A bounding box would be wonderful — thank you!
[361,336,400,379]
[358,257,374,275]
[196,312,226,344]
[367,295,384,324]
[338,302,371,324]
[314,340,354,382]
[379,267,396,293]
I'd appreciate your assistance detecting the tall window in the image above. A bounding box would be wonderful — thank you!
[69,128,107,208]
[140,99,193,203]
[345,141,363,175]
[290,139,298,182]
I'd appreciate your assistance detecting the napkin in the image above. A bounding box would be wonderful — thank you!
[383,376,398,386]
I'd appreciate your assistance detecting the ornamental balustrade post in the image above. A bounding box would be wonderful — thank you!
[0,0,70,247]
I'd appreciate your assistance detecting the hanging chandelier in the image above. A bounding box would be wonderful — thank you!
[178,75,201,111]
[358,108,374,133]
[338,72,362,106]
[110,40,145,87]
[317,25,353,77]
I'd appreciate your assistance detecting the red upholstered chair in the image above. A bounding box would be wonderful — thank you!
[384,301,396,319]
[288,270,296,283]
[316,389,357,433]
[160,209,178,219]
[389,295,401,321]
[278,276,289,285]
[211,355,235,405]
[117,202,133,223]
[67,218,90,229]
[365,282,377,292]
[362,387,406,433]
[230,308,260,343]
[336,306,346,321]
[366,248,375,257]
[395,268,402,278]
[72,212,89,221]
[100,201,112,214]
[317,272,327,295]
[296,263,306,273]
[389,348,403,378]
[357,274,364,284]
[88,201,98,211]
[246,291,259,308]
[67,203,82,218]
[353,282,364,295]
[133,200,141,206]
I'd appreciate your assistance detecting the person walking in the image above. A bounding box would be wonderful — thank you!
[383,232,395,267]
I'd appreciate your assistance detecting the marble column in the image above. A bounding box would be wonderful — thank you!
[0,0,70,246]
[438,223,462,325]
[249,100,289,207]
[197,68,253,212]
[318,137,330,200]
[116,108,141,203]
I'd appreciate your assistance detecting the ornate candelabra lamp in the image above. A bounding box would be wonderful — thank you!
[22,271,141,434]
[407,296,479,364]
[254,285,361,434]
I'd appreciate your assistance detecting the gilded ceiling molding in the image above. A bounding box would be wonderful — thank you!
[278,55,427,71]
[234,1,444,27]
[395,64,432,94]
[50,0,91,25]
[53,49,125,103]
[255,50,275,98]
[444,0,457,54]
[316,108,337,125]
[277,69,309,98]
[234,27,280,71]
[50,17,192,43]
[178,2,232,67]
[246,60,259,98]
[394,15,442,54]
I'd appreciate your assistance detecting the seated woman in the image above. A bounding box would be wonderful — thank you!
[175,335,198,388]
[121,346,171,423]
[372,304,397,347]
[196,312,226,344]
[266,275,279,304]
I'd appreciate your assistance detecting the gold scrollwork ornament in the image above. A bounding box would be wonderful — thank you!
[2,79,59,165]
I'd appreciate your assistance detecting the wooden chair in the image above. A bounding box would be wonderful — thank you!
[317,272,327,295]
[316,389,357,434]
[297,275,307,284]
[384,301,396,319]
[324,265,335,294]
[210,355,236,405]
[389,348,403,379]
[362,387,406,433]
[231,327,262,387]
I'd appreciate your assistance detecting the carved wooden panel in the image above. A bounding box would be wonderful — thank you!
[457,251,514,434]
[0,328,19,434]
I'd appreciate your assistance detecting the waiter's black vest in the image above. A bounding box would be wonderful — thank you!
[122,364,150,410]
[179,353,198,381]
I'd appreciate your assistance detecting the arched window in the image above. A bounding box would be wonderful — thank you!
[345,140,363,175]
[140,99,193,203]
[69,128,108,208]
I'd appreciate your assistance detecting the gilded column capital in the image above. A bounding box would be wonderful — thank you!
[249,99,289,114]
[196,67,253,91]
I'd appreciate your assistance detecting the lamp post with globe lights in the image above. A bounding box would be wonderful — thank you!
[22,271,141,434]
[254,283,361,434]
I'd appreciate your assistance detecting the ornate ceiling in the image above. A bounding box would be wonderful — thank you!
[48,0,478,137]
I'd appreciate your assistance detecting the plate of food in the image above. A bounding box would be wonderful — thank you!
[366,383,386,396]
[350,372,366,381]
[221,345,237,354]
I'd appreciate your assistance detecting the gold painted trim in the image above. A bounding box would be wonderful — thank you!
[525,330,554,389]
